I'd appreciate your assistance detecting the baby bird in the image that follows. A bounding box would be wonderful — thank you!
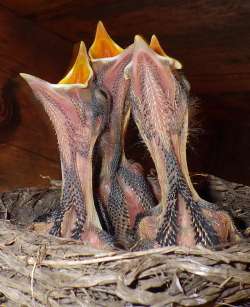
[126,35,239,248]
[89,22,156,248]
[21,42,113,249]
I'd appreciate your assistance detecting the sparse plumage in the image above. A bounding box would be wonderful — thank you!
[21,23,240,251]
[126,35,239,248]
[90,22,156,249]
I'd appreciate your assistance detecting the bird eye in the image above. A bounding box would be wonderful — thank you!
[91,86,110,122]
[95,87,109,102]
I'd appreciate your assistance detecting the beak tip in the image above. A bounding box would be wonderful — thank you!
[59,40,92,85]
[97,20,104,28]
[134,35,150,51]
[19,73,37,85]
[150,34,157,41]
[79,41,88,56]
[79,40,85,48]
[176,62,183,69]
[90,21,123,59]
[19,72,30,80]
[134,34,143,42]
[96,20,108,37]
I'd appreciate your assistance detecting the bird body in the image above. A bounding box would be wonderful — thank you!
[21,42,113,249]
[90,22,156,248]
[20,22,239,250]
[126,35,239,248]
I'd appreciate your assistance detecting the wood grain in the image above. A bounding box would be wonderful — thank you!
[187,92,250,185]
[3,0,249,94]
[0,6,72,190]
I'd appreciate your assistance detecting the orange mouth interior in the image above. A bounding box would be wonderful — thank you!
[89,21,123,59]
[59,41,92,85]
[150,35,182,69]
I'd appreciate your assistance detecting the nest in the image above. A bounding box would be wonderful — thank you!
[0,174,250,307]
[0,221,249,307]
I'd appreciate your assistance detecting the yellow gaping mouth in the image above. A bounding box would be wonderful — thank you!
[59,41,93,85]
[89,21,123,60]
[150,35,182,70]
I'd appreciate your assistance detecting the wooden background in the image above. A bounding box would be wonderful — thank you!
[0,0,250,191]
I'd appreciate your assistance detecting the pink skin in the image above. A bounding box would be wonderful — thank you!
[93,46,156,248]
[127,37,238,247]
[117,161,148,228]
[93,46,133,172]
[21,74,112,249]
[128,43,189,244]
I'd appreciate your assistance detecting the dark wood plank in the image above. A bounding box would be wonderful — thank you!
[3,0,249,94]
[0,6,72,190]
[0,144,60,191]
[187,92,250,186]
[1,0,110,17]
[2,0,250,94]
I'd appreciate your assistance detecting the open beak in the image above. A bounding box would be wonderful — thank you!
[89,21,132,150]
[59,41,93,86]
[89,21,123,60]
[19,42,95,159]
[21,40,92,86]
[20,42,104,238]
[20,41,93,112]
[150,35,182,70]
